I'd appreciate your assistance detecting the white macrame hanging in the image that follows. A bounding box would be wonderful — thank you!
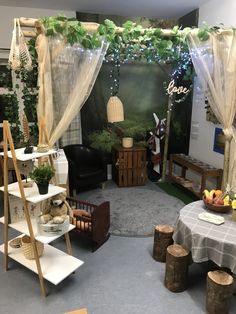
[8,18,32,71]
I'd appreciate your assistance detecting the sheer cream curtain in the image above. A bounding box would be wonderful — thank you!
[36,33,108,147]
[187,29,236,190]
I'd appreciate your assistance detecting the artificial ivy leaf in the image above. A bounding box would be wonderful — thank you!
[46,28,55,36]
[153,28,162,37]
[56,15,67,21]
[198,29,209,41]
[54,23,64,34]
[98,24,106,35]
[82,37,92,49]
[91,34,101,48]
[104,19,116,34]
[122,20,135,31]
[172,26,179,34]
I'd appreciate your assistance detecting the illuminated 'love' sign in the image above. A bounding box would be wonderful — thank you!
[166,79,190,96]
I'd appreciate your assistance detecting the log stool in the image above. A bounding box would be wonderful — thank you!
[153,225,174,262]
[206,270,234,314]
[164,244,190,292]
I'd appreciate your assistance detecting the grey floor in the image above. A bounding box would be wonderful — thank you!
[0,189,236,313]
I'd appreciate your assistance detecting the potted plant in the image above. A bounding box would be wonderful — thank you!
[29,163,55,194]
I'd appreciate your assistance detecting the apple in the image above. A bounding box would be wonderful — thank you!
[213,197,224,205]
[205,196,214,204]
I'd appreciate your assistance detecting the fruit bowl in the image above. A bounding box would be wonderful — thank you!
[203,198,232,213]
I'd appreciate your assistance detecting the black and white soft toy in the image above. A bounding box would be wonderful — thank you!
[39,191,72,224]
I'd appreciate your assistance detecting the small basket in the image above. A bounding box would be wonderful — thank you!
[37,215,70,237]
[203,198,232,214]
[21,235,44,260]
[37,144,49,153]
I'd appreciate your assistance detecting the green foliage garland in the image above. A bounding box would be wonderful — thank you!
[0,37,39,146]
[41,16,189,63]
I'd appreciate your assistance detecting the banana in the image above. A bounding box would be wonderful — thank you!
[203,189,209,197]
[224,195,230,206]
[232,200,236,209]
[209,190,216,197]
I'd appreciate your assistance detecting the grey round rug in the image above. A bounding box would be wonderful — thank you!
[78,182,185,237]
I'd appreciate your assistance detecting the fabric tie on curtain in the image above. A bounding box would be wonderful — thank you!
[36,33,108,147]
[187,29,236,190]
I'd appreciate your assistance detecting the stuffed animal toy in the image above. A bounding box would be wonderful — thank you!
[39,191,73,224]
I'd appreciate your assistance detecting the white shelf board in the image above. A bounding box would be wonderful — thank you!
[0,217,75,244]
[0,239,84,285]
[0,182,66,203]
[0,147,57,161]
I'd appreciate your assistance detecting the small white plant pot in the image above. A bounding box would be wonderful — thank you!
[122,137,133,148]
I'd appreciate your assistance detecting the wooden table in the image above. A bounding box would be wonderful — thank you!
[169,154,223,198]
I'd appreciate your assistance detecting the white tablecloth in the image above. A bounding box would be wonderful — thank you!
[53,149,68,185]
[174,200,236,273]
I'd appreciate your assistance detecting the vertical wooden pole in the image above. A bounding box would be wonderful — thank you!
[3,121,9,271]
[222,138,231,190]
[161,97,172,181]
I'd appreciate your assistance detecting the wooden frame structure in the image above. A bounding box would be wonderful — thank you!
[16,17,230,188]
[2,120,75,296]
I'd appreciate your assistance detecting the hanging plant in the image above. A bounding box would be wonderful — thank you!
[1,91,22,145]
[0,37,38,146]
[20,37,39,145]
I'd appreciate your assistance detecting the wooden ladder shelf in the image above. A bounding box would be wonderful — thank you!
[1,120,80,297]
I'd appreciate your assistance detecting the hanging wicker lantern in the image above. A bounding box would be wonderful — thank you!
[107,96,124,123]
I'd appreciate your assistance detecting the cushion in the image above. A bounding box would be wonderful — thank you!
[73,209,91,219]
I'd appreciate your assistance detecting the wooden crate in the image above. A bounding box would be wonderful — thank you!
[112,145,147,187]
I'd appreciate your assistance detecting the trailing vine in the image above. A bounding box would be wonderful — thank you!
[0,38,38,146]
[1,91,22,145]
[19,37,39,145]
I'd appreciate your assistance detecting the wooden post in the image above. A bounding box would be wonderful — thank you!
[206,270,233,314]
[222,138,231,190]
[3,122,9,271]
[161,97,173,181]
[153,225,174,262]
[165,244,190,292]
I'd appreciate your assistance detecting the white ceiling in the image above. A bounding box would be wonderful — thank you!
[0,0,212,19]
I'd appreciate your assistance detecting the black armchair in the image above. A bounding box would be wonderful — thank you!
[63,144,107,195]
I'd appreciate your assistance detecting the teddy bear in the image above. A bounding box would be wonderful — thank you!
[39,191,73,224]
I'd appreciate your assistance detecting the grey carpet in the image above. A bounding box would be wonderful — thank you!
[78,180,185,237]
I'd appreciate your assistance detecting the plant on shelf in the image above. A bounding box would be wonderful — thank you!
[29,163,55,195]
[88,117,154,152]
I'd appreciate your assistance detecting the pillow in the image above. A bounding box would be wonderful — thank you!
[73,209,91,218]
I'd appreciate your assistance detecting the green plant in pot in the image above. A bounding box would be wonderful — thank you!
[29,163,55,195]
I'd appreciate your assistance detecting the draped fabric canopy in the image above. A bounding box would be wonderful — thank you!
[36,33,108,147]
[187,29,236,189]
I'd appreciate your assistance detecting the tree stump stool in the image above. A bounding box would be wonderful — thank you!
[153,225,174,262]
[206,270,234,314]
[165,244,190,292]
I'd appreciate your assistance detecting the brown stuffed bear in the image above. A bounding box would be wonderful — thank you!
[39,191,73,224]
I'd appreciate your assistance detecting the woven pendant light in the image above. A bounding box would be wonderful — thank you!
[107,96,124,123]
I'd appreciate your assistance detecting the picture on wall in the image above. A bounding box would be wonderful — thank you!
[213,127,225,155]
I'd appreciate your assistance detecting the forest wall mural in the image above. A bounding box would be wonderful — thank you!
[78,12,194,163]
